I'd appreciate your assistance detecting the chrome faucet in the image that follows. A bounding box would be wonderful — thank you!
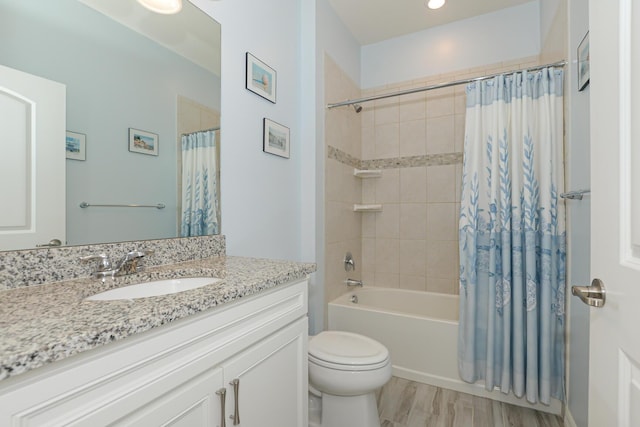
[114,250,154,275]
[80,250,154,280]
[345,278,363,287]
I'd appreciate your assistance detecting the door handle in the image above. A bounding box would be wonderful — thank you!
[572,278,606,308]
[229,378,240,425]
[216,388,226,427]
[36,238,62,248]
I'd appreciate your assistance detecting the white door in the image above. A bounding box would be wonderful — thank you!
[0,64,65,250]
[587,1,640,425]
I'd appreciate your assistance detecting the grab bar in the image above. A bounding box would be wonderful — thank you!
[80,202,165,209]
[560,189,590,200]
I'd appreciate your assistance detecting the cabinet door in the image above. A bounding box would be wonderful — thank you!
[223,317,308,427]
[112,366,225,427]
[63,362,226,427]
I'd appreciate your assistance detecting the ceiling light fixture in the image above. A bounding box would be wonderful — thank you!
[136,0,183,15]
[427,0,445,9]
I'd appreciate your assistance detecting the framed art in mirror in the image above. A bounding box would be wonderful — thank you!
[66,131,86,161]
[129,128,159,156]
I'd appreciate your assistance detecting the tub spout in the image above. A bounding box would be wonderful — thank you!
[345,278,363,287]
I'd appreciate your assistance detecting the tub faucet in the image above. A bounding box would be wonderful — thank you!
[345,278,363,287]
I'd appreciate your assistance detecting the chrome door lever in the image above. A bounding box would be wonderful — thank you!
[36,238,62,247]
[572,278,606,308]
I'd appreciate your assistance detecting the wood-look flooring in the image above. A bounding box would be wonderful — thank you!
[377,377,564,427]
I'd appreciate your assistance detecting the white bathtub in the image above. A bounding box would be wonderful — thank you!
[328,287,561,414]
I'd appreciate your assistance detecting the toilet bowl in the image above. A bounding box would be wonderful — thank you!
[308,331,392,427]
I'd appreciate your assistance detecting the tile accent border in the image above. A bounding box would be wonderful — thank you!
[0,235,226,290]
[327,145,361,169]
[328,145,462,170]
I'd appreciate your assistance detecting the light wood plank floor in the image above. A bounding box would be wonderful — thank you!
[376,377,564,427]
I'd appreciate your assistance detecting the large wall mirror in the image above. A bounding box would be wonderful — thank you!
[0,0,221,250]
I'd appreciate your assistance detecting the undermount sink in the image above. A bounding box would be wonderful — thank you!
[86,277,223,301]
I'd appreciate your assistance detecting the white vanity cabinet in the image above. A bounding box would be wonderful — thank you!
[0,279,309,427]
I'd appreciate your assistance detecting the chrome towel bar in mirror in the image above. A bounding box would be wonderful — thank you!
[560,189,590,200]
[79,202,166,209]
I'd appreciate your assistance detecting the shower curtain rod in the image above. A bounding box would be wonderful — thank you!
[326,60,567,110]
[181,126,220,136]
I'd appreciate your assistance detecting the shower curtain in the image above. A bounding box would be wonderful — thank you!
[180,129,219,237]
[458,67,565,404]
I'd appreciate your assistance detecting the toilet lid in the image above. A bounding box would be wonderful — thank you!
[308,331,389,367]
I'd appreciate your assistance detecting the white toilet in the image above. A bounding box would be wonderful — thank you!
[308,330,392,427]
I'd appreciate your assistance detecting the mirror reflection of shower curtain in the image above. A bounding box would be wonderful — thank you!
[180,130,219,237]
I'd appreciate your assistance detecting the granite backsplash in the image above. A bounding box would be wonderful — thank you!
[0,235,226,291]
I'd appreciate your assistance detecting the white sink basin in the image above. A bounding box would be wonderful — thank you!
[87,277,223,301]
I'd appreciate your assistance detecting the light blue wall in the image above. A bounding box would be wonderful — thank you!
[317,0,362,87]
[566,1,590,425]
[192,0,311,261]
[360,2,540,89]
[0,0,220,245]
[193,0,321,327]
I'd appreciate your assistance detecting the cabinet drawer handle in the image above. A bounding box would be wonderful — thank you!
[216,388,226,427]
[229,378,240,425]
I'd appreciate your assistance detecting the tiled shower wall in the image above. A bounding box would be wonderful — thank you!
[324,54,363,314]
[325,55,540,299]
[359,56,540,295]
[358,82,464,294]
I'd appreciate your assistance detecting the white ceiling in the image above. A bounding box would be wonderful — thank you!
[328,0,536,45]
[79,0,221,76]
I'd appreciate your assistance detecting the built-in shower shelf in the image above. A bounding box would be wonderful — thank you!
[353,169,382,178]
[353,204,383,212]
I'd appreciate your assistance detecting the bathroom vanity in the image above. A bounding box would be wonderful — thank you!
[0,251,315,426]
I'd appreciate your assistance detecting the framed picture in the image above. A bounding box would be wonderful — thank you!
[263,118,290,159]
[65,131,86,161]
[128,128,158,156]
[246,52,277,103]
[578,31,590,91]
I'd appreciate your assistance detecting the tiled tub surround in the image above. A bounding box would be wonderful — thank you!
[324,54,363,314]
[0,235,226,291]
[328,146,462,170]
[327,143,464,294]
[0,236,316,381]
[325,56,541,295]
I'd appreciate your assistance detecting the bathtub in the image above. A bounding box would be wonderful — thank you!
[328,287,562,414]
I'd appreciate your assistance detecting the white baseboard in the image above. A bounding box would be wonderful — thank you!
[392,365,563,416]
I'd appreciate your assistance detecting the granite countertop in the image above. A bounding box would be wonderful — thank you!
[0,256,316,382]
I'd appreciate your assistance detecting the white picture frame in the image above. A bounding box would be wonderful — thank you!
[66,131,86,161]
[128,128,159,156]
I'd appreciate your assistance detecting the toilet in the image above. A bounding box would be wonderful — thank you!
[308,331,392,427]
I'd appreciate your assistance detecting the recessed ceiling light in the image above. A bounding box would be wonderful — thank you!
[136,0,182,14]
[427,0,446,9]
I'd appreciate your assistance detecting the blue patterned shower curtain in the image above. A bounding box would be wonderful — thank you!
[458,68,565,404]
[180,129,219,237]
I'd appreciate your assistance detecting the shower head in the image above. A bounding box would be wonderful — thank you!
[352,104,363,113]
